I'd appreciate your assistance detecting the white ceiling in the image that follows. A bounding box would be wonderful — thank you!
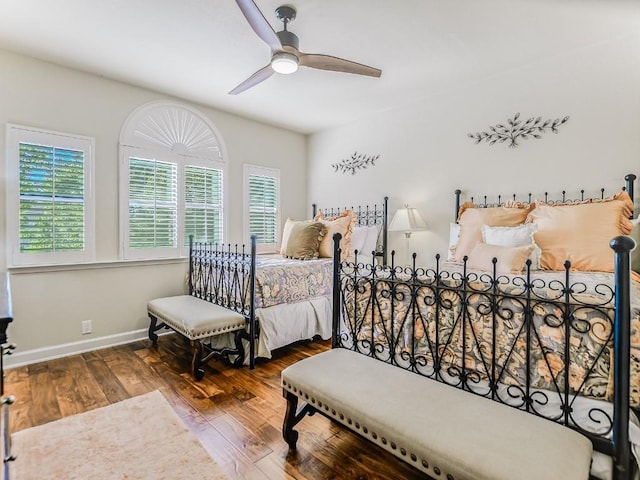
[0,0,638,134]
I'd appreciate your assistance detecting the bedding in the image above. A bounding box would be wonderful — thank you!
[191,248,334,362]
[206,295,332,363]
[253,255,333,308]
[340,261,640,407]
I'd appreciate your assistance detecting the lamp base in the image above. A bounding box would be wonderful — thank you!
[404,232,412,266]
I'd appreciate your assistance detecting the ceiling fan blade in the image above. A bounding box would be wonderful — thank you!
[235,0,282,51]
[299,53,382,78]
[229,64,274,95]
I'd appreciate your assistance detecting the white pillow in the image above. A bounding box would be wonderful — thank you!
[360,225,379,256]
[481,223,541,269]
[279,217,295,253]
[448,223,460,260]
[350,226,370,255]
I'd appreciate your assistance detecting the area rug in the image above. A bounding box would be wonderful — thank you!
[11,390,231,480]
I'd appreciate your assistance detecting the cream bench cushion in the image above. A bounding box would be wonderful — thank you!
[147,295,246,340]
[282,348,593,480]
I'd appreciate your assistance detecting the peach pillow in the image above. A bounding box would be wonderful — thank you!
[525,191,633,272]
[467,243,535,274]
[452,201,532,262]
[314,210,356,260]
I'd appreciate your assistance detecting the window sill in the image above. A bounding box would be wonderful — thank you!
[8,257,188,274]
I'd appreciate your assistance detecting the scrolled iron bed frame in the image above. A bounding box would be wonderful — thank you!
[187,198,389,370]
[313,197,389,266]
[332,174,637,480]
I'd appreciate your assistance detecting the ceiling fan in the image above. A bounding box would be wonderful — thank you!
[230,0,382,95]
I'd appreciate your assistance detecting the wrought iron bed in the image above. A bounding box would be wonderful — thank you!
[332,175,638,480]
[188,197,389,369]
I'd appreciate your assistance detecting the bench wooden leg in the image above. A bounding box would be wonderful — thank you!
[282,390,300,449]
[190,340,205,381]
[231,330,245,368]
[148,315,163,345]
[282,390,316,450]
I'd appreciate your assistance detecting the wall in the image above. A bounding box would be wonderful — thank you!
[308,33,640,264]
[0,49,307,364]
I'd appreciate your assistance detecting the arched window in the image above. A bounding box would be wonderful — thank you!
[119,101,227,260]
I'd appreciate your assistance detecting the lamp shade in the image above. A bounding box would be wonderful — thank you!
[389,206,427,233]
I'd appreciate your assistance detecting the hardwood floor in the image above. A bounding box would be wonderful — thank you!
[6,335,428,479]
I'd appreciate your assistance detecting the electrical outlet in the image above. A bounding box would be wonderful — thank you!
[81,320,92,335]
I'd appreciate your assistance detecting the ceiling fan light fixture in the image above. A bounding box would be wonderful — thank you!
[271,52,299,74]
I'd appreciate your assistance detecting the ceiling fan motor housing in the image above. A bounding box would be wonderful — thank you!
[276,30,299,50]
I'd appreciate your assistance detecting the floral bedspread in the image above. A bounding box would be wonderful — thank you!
[254,255,333,308]
[341,262,640,406]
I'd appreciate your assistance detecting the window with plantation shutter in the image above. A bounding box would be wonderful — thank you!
[119,102,227,260]
[244,165,280,251]
[6,125,95,266]
[128,157,178,249]
[184,166,223,245]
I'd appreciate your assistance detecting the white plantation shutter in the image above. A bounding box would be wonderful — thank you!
[19,143,85,253]
[184,166,223,244]
[244,165,280,249]
[6,125,95,266]
[128,157,178,249]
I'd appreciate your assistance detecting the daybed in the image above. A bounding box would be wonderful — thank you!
[282,173,639,480]
[149,198,388,375]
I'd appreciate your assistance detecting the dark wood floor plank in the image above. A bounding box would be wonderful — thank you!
[255,451,313,480]
[99,345,162,397]
[6,338,429,479]
[81,351,130,404]
[4,366,32,432]
[194,422,272,480]
[48,355,109,416]
[26,363,62,427]
[210,413,273,463]
[135,345,226,420]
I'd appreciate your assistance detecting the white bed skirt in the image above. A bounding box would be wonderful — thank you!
[204,295,332,363]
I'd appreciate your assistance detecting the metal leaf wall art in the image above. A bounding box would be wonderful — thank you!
[468,113,569,148]
[332,151,380,175]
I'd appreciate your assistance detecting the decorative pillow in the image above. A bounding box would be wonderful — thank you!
[481,223,541,269]
[279,217,295,253]
[281,221,327,260]
[350,226,370,255]
[525,191,634,272]
[467,243,535,274]
[360,225,379,256]
[452,201,532,262]
[314,210,356,260]
[447,222,460,260]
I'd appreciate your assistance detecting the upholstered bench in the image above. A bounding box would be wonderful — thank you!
[148,295,248,380]
[281,348,593,480]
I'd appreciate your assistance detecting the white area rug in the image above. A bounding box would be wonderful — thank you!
[11,390,230,480]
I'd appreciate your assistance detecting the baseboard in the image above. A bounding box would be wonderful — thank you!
[3,329,162,369]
